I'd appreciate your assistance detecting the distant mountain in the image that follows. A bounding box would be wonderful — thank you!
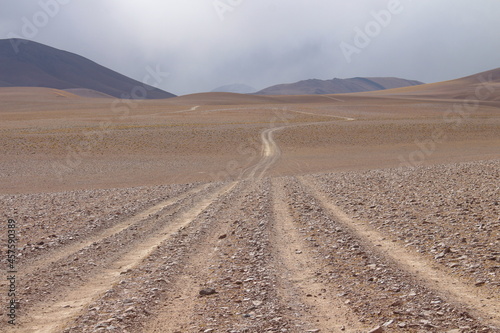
[0,39,176,99]
[256,77,423,95]
[364,68,500,103]
[212,83,256,94]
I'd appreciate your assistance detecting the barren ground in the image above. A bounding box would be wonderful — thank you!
[0,87,499,332]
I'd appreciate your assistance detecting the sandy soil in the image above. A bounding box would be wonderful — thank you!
[0,85,499,332]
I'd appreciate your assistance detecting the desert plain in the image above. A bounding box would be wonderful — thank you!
[0,70,499,332]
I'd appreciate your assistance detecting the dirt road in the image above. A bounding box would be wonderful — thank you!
[242,127,284,180]
[2,117,499,332]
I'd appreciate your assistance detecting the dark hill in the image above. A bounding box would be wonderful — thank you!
[256,77,423,95]
[0,39,175,99]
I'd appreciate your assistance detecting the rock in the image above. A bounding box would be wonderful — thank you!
[382,320,393,327]
[435,252,446,259]
[199,288,217,296]
[420,319,434,327]
[101,318,116,324]
[218,234,227,239]
[390,300,402,307]
[367,327,384,333]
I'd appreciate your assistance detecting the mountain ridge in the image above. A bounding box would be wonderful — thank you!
[0,39,176,99]
[255,76,424,95]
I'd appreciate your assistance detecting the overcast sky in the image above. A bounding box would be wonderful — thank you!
[1,0,500,95]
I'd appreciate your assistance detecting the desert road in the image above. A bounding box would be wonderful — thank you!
[242,127,283,180]
[3,112,499,333]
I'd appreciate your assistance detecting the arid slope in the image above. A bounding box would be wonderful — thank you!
[0,72,499,332]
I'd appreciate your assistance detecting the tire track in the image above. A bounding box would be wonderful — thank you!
[11,182,237,333]
[299,175,500,328]
[174,179,294,332]
[17,183,211,278]
[144,180,263,332]
[243,127,284,180]
[271,178,366,332]
[280,176,495,330]
[171,105,200,113]
[286,107,355,121]
[240,108,356,181]
[12,184,218,320]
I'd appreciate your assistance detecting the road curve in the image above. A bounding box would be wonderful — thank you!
[241,108,356,180]
[242,126,284,180]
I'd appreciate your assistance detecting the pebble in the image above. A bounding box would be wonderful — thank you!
[199,288,217,296]
[367,326,384,333]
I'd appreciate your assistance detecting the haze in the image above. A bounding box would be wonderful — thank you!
[2,0,500,95]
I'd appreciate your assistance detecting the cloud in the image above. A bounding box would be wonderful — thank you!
[1,0,499,95]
